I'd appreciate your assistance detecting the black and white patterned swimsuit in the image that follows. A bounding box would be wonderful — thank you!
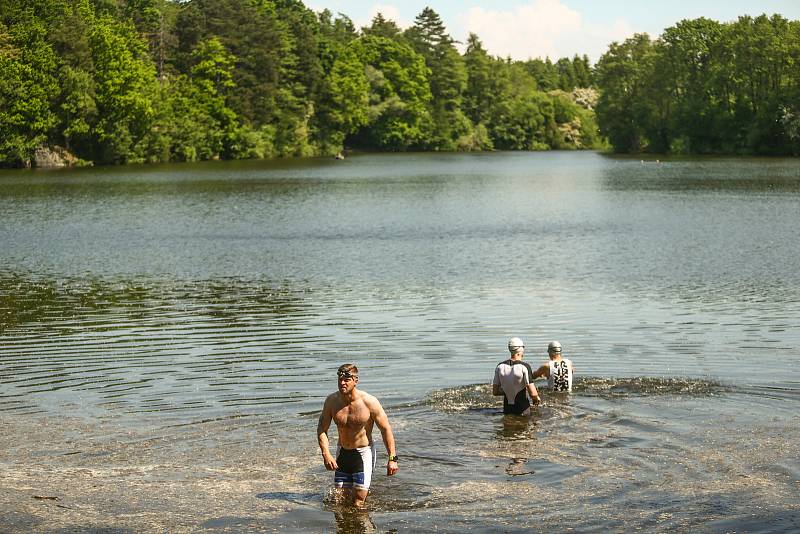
[494,359,536,415]
[334,443,376,490]
[548,358,573,392]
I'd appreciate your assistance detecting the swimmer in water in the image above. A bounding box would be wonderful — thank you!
[533,341,575,392]
[317,364,398,507]
[492,337,542,415]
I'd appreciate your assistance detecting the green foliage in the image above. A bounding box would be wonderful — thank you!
[363,13,402,40]
[88,14,158,163]
[463,34,494,126]
[56,65,97,151]
[456,123,493,152]
[0,0,606,167]
[350,34,432,150]
[595,14,800,155]
[9,2,799,165]
[0,18,59,166]
[594,34,655,152]
[312,44,369,153]
[405,8,469,150]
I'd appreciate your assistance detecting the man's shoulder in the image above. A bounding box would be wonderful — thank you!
[356,390,377,404]
[324,391,348,407]
[497,358,531,368]
[357,390,387,412]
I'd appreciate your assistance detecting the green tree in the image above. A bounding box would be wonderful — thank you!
[88,14,158,163]
[311,44,369,153]
[174,0,283,126]
[0,18,59,166]
[524,58,558,90]
[191,37,237,156]
[56,65,97,153]
[594,15,800,155]
[350,34,432,150]
[572,54,592,87]
[555,57,576,91]
[462,33,497,128]
[724,14,794,153]
[122,0,178,79]
[659,17,724,153]
[311,9,362,152]
[405,7,469,150]
[363,12,402,39]
[595,33,656,152]
[486,61,556,150]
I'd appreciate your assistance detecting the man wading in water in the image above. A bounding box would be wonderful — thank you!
[493,337,542,415]
[533,340,575,392]
[317,364,398,507]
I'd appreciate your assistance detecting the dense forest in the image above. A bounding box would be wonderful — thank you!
[595,15,800,155]
[0,0,598,167]
[1,2,798,168]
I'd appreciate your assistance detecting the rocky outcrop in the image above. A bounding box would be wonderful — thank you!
[32,145,86,168]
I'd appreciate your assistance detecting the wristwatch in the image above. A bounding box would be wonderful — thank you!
[388,455,399,462]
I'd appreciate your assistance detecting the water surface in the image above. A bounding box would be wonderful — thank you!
[1,152,799,532]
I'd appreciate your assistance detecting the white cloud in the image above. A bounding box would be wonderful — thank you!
[459,0,635,62]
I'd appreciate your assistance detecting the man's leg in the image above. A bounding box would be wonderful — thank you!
[334,462,355,505]
[353,488,368,507]
[352,443,375,507]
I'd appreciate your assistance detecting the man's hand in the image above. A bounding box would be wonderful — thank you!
[532,395,542,406]
[387,460,398,476]
[323,454,338,471]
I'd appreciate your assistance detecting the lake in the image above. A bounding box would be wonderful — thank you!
[1,151,799,532]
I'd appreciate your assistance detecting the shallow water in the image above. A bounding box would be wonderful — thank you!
[1,152,799,532]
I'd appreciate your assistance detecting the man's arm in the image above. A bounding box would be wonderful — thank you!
[526,383,541,405]
[317,396,337,471]
[532,363,549,380]
[492,367,503,396]
[367,396,398,476]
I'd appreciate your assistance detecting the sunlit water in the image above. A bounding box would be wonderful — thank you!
[1,152,799,532]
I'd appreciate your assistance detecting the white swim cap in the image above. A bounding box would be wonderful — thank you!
[508,337,524,352]
[548,341,562,353]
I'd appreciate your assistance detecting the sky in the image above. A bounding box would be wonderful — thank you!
[305,0,800,62]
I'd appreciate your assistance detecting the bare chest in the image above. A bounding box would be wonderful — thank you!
[332,402,370,430]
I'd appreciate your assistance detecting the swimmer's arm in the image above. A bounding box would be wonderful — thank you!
[492,368,503,396]
[526,383,541,405]
[367,396,398,476]
[317,397,337,471]
[532,364,549,380]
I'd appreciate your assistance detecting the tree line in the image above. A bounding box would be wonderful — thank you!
[4,2,797,168]
[595,14,800,155]
[0,0,598,167]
